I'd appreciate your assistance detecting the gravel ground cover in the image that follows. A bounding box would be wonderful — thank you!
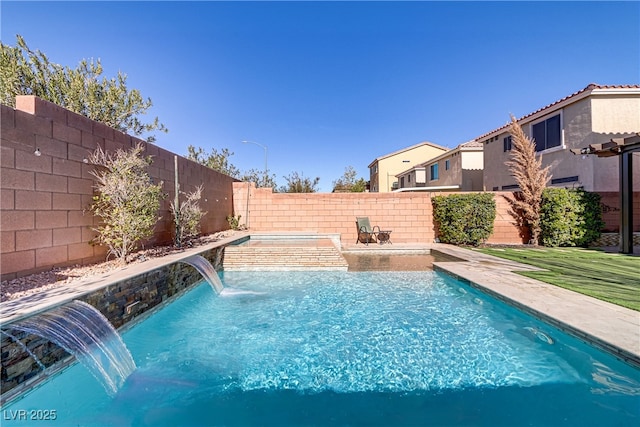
[1,231,238,302]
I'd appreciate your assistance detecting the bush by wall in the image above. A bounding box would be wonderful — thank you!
[432,193,496,246]
[540,188,604,247]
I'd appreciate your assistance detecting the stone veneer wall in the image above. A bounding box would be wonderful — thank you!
[0,245,225,403]
[589,232,640,248]
[1,96,238,281]
[233,183,527,245]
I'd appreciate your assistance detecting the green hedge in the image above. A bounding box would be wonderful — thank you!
[540,188,604,247]
[432,193,496,246]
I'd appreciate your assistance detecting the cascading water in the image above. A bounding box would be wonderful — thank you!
[181,255,264,296]
[181,255,225,294]
[7,300,136,396]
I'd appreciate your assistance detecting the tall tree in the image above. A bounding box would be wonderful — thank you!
[505,115,551,245]
[0,35,167,142]
[186,145,241,178]
[279,172,320,193]
[332,166,367,192]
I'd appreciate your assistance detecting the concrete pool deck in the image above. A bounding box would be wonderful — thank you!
[2,235,639,368]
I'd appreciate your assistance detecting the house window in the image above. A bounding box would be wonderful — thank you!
[445,159,450,170]
[400,177,405,188]
[503,136,512,152]
[531,113,562,152]
[408,175,411,183]
[430,164,439,181]
[551,176,579,185]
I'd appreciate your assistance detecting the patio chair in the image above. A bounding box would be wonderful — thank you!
[356,217,380,245]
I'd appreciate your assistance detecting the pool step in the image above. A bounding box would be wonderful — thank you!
[222,245,348,271]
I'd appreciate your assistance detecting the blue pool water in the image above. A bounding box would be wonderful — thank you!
[4,271,639,426]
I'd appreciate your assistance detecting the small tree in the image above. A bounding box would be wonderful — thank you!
[171,185,207,247]
[332,166,367,192]
[241,168,278,190]
[279,172,320,193]
[186,145,241,178]
[504,115,551,245]
[88,143,164,264]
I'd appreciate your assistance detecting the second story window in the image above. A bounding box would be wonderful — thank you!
[430,163,439,181]
[445,159,450,170]
[503,136,512,152]
[531,113,562,152]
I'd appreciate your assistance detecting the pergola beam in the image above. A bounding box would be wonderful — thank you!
[620,152,634,253]
[572,134,640,254]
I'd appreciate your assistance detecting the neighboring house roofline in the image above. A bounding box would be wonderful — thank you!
[367,141,449,168]
[476,83,640,141]
[406,139,482,173]
[395,165,426,177]
[393,185,460,193]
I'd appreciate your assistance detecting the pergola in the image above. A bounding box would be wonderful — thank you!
[571,134,640,254]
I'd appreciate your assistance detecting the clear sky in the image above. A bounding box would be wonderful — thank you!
[2,1,639,192]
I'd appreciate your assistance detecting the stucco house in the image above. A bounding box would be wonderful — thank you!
[368,141,448,192]
[395,140,483,191]
[478,84,640,192]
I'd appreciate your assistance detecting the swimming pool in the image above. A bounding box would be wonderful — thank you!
[3,270,639,426]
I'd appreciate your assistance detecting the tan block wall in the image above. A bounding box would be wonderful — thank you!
[1,96,237,280]
[233,183,525,245]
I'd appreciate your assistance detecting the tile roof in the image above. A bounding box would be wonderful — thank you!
[459,139,483,148]
[368,141,449,167]
[477,84,640,141]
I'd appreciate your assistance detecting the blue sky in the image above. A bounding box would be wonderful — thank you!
[2,1,639,192]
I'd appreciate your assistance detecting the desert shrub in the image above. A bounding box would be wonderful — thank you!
[432,193,496,246]
[540,188,604,247]
[89,143,164,264]
[171,185,207,247]
[226,214,244,231]
[504,116,551,245]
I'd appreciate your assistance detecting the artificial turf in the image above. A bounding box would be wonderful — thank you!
[474,247,640,311]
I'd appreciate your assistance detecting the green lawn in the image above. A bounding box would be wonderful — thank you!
[474,247,640,311]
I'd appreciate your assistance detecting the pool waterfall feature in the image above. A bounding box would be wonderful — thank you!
[6,301,136,396]
[181,255,225,294]
[0,256,226,401]
[0,242,230,405]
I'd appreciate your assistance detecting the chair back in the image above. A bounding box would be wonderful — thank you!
[356,217,372,232]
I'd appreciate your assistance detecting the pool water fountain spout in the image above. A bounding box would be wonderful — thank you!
[181,255,265,296]
[7,300,136,397]
[181,255,225,294]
